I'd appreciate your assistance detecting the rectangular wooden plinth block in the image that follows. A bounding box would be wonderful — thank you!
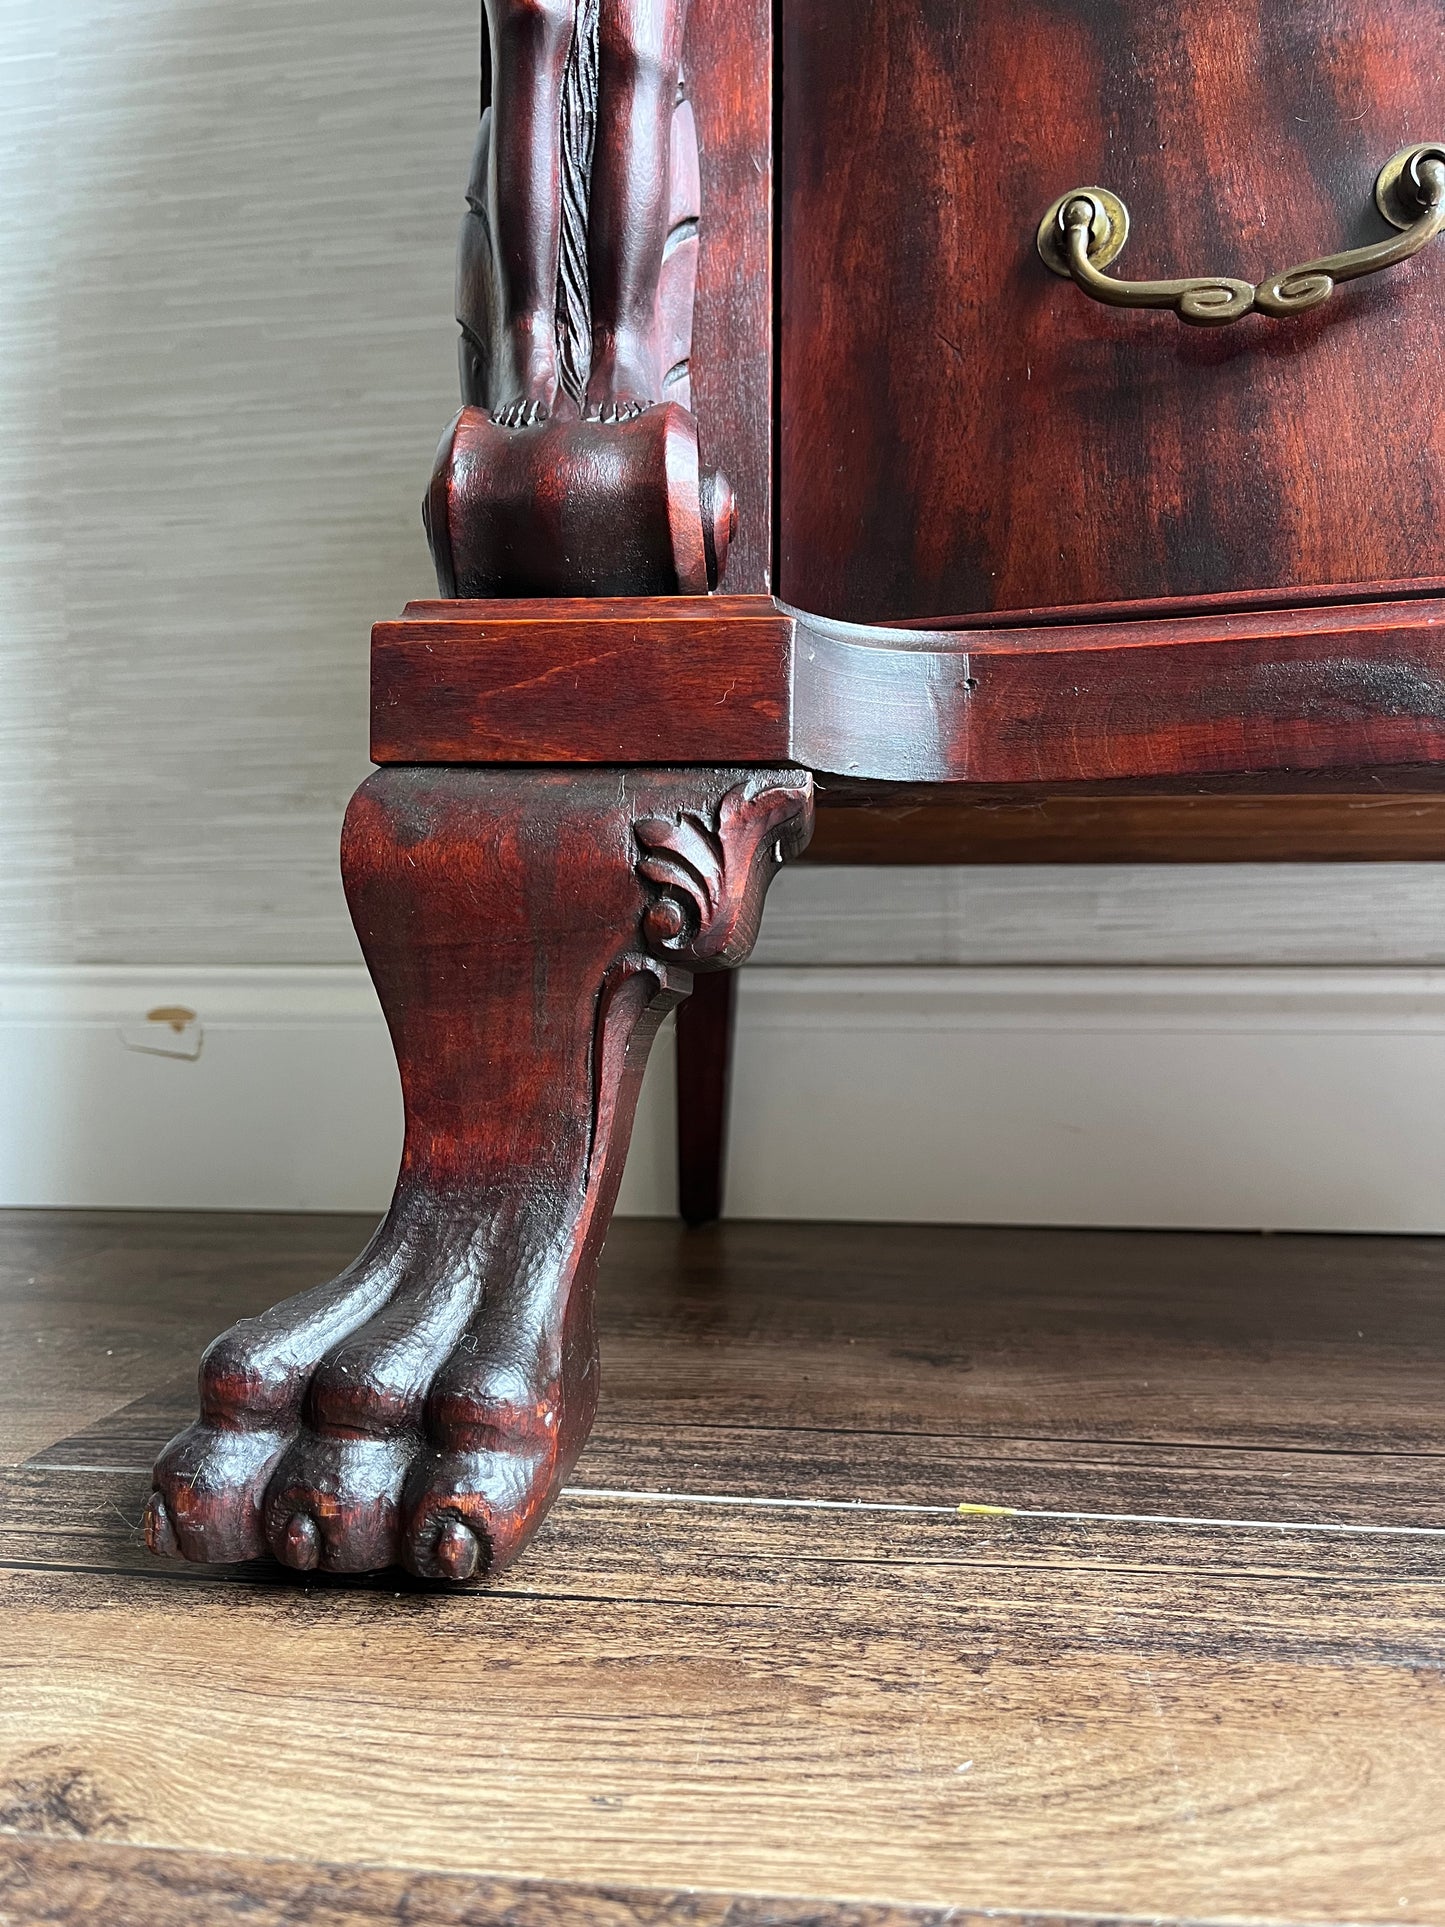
[371,596,792,766]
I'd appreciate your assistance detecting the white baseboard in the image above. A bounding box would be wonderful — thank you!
[5,965,1445,1230]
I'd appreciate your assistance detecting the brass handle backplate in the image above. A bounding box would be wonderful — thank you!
[1037,143,1445,328]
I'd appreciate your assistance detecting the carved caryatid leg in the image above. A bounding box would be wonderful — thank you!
[145,767,812,1583]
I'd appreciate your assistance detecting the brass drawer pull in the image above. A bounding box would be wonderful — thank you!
[1037,143,1445,328]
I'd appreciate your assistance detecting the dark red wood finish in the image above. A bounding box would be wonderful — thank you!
[780,0,1445,622]
[675,969,736,1226]
[464,0,697,427]
[686,0,774,593]
[806,769,1445,864]
[147,766,813,1583]
[425,404,734,599]
[373,595,1445,783]
[915,576,1445,634]
[792,599,1445,782]
[371,598,792,765]
[153,0,1445,1595]
[436,0,757,598]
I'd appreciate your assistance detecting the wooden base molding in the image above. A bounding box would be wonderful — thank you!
[372,593,1445,783]
[145,766,812,1582]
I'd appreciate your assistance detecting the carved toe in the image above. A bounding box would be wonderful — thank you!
[150,1423,291,1563]
[143,1491,180,1558]
[279,1512,321,1571]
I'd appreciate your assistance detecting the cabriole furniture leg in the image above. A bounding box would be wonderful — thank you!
[145,765,812,1583]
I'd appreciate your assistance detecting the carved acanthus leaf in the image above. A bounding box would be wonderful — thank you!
[634,775,814,968]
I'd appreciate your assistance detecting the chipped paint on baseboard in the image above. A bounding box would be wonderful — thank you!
[118,1006,202,1060]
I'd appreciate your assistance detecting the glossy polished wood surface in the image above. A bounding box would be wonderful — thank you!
[806,768,1445,863]
[371,598,793,764]
[145,770,810,1584]
[780,0,1445,622]
[791,595,1445,780]
[372,595,1445,783]
[688,0,773,593]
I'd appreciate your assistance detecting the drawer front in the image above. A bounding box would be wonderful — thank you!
[780,0,1445,623]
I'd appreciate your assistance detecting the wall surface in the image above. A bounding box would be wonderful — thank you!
[4,0,1445,1225]
[1,0,469,966]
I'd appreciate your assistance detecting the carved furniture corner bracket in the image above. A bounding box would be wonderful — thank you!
[635,775,816,969]
[1037,143,1445,328]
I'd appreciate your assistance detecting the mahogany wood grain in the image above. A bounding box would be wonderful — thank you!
[686,0,773,593]
[460,0,697,427]
[780,0,1445,621]
[370,599,793,764]
[436,0,756,597]
[795,598,1445,781]
[674,967,735,1225]
[806,770,1445,863]
[918,575,1445,633]
[372,595,1445,784]
[425,405,732,598]
[144,770,812,1585]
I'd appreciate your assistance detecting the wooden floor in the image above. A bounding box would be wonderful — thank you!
[2,1214,1445,1925]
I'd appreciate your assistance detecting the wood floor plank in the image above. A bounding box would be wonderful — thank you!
[33,1390,1445,1530]
[9,1464,1445,1599]
[8,1462,1445,1590]
[0,1212,371,1468]
[2,1566,1441,1922]
[7,1217,1445,1461]
[0,1835,996,1927]
[0,1838,1208,1927]
[6,1210,1445,1922]
[17,1217,1445,1466]
[594,1223,1445,1453]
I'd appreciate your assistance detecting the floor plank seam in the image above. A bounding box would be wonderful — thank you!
[16,1465,1445,1546]
[5,1557,1442,1599]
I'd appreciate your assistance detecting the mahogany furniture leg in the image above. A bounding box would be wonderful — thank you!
[145,765,812,1582]
[675,966,736,1227]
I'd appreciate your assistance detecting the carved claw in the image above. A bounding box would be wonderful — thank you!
[142,1491,180,1559]
[279,1513,322,1571]
[434,1518,481,1582]
[490,398,553,430]
[148,771,812,1587]
[583,398,654,424]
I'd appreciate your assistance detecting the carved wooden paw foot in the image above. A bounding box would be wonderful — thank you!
[148,1198,598,1578]
[148,766,812,1583]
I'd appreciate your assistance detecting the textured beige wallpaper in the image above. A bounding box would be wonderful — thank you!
[0,0,474,963]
